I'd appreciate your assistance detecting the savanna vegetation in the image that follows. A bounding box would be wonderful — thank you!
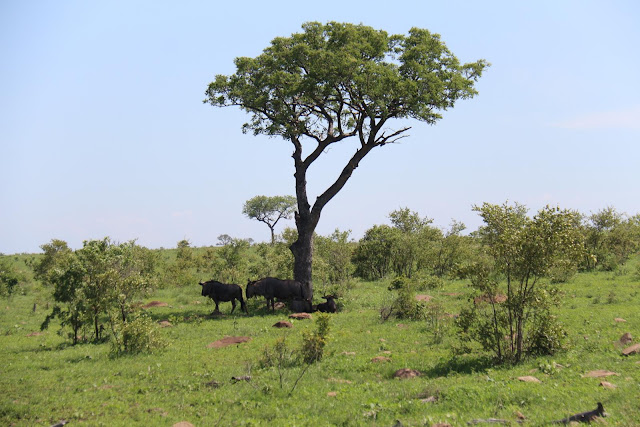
[2,203,640,426]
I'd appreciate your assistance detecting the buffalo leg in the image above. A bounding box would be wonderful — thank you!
[230,299,236,314]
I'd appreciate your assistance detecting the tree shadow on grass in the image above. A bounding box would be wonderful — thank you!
[424,354,496,378]
[143,308,212,324]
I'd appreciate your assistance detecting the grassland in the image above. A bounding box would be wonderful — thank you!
[1,255,639,426]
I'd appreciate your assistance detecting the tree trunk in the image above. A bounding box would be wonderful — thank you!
[269,225,276,246]
[291,213,315,301]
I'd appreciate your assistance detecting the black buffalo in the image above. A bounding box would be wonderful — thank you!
[290,297,313,313]
[246,277,304,311]
[316,295,337,313]
[199,280,247,314]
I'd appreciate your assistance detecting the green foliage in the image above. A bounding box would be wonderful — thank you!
[313,229,354,287]
[165,239,199,286]
[380,276,425,321]
[109,312,167,355]
[258,314,331,395]
[31,239,71,284]
[458,203,582,363]
[205,22,488,296]
[38,238,157,344]
[3,252,640,425]
[205,22,488,140]
[352,225,396,280]
[243,195,296,244]
[354,209,470,281]
[581,207,640,271]
[0,257,25,297]
[300,313,331,364]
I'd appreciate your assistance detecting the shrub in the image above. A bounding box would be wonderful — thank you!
[110,313,167,355]
[380,277,425,321]
[300,313,331,364]
[0,258,23,297]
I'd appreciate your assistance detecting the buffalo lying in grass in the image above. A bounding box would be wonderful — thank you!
[246,277,304,311]
[290,297,313,313]
[315,295,337,313]
[200,280,247,314]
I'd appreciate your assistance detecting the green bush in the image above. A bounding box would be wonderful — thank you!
[380,277,425,321]
[0,258,23,297]
[110,313,167,355]
[300,313,331,364]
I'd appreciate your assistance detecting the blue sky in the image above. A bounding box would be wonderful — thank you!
[1,1,639,254]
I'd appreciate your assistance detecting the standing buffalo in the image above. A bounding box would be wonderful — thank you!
[246,277,304,311]
[200,280,247,314]
[316,295,337,313]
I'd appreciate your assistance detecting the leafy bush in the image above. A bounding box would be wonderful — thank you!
[380,277,425,321]
[300,313,331,364]
[110,313,167,355]
[458,203,581,363]
[0,258,24,297]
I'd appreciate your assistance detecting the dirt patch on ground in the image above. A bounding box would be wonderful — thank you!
[289,313,312,320]
[158,321,172,328]
[622,343,640,356]
[474,294,507,304]
[393,368,421,379]
[142,301,168,308]
[600,381,617,389]
[207,336,252,348]
[583,370,619,378]
[26,332,43,337]
[371,356,391,363]
[273,321,293,328]
[415,295,433,302]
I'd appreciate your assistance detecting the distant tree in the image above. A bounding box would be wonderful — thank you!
[433,220,471,277]
[32,239,72,284]
[243,195,296,244]
[0,257,25,297]
[167,239,198,286]
[313,228,354,287]
[205,22,488,299]
[352,225,397,280]
[581,207,640,271]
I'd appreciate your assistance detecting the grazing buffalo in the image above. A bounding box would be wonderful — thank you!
[246,277,304,311]
[200,280,247,314]
[316,295,337,313]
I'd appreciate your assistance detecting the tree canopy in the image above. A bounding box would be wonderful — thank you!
[205,22,489,296]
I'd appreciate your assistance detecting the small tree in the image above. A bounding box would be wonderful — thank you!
[40,238,157,344]
[243,195,297,244]
[458,203,583,363]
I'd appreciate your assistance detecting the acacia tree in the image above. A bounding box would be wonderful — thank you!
[243,195,297,244]
[205,22,488,298]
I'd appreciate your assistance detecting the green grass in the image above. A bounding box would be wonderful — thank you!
[1,259,640,426]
